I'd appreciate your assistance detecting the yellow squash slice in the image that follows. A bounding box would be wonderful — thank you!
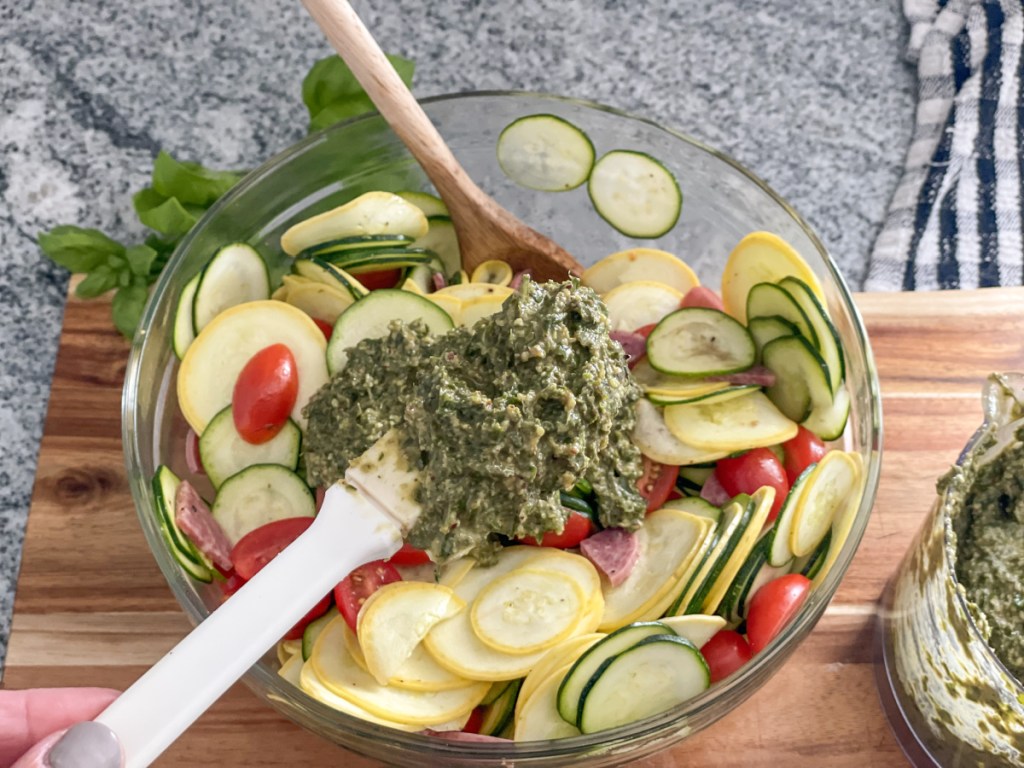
[791,450,861,558]
[663,390,798,453]
[582,248,699,295]
[600,280,684,332]
[280,191,428,256]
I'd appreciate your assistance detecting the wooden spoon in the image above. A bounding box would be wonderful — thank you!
[300,0,584,282]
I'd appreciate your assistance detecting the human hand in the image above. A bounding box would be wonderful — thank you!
[0,688,121,768]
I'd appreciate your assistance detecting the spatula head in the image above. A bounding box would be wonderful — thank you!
[344,428,423,535]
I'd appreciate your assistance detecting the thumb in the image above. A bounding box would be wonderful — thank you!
[10,730,64,768]
[11,723,122,768]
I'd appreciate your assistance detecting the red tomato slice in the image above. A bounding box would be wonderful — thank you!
[230,517,315,580]
[635,323,658,339]
[283,593,332,641]
[387,542,433,567]
[712,447,789,523]
[746,574,812,654]
[681,285,726,311]
[355,268,402,291]
[334,560,403,633]
[520,512,593,548]
[232,344,299,444]
[462,706,485,734]
[781,426,828,485]
[219,571,246,599]
[637,456,680,512]
[700,629,752,683]
[312,317,334,341]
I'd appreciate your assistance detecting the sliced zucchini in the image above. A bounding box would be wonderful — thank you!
[191,243,271,333]
[582,248,699,295]
[661,496,721,523]
[779,276,845,392]
[655,615,726,649]
[663,391,799,453]
[793,527,832,580]
[397,190,449,218]
[761,335,831,423]
[812,451,865,587]
[199,406,301,489]
[172,273,201,360]
[631,360,731,399]
[721,231,826,323]
[747,315,799,361]
[646,384,757,408]
[789,450,860,557]
[632,399,731,467]
[765,463,815,567]
[576,635,708,733]
[210,464,315,546]
[292,258,369,301]
[470,259,513,286]
[327,289,454,373]
[803,382,851,441]
[588,150,681,238]
[701,487,774,615]
[284,280,355,325]
[302,612,334,661]
[412,216,461,278]
[151,465,212,582]
[647,308,756,377]
[745,282,818,347]
[677,465,715,493]
[325,247,442,274]
[556,621,673,727]
[497,114,595,192]
[479,678,522,736]
[600,280,684,332]
[280,191,428,256]
[298,233,416,260]
[720,534,790,624]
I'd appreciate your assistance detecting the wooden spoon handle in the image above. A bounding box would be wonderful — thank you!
[301,0,477,209]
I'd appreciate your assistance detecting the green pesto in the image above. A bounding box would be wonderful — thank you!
[303,279,646,564]
[948,431,1024,681]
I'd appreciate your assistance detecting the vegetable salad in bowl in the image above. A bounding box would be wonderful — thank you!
[123,92,880,767]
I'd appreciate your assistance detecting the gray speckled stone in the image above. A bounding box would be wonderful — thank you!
[0,0,915,674]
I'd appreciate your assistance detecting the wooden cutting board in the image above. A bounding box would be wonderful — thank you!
[5,286,1024,767]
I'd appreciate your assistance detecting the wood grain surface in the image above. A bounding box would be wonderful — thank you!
[6,286,1024,766]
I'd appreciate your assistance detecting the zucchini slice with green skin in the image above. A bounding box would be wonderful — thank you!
[802,381,851,442]
[747,315,799,362]
[746,282,818,348]
[199,405,301,489]
[588,150,682,238]
[412,216,462,279]
[556,621,674,727]
[479,678,522,736]
[788,450,859,558]
[298,233,416,260]
[497,114,596,192]
[779,276,845,393]
[765,463,816,566]
[792,527,832,580]
[647,308,756,377]
[326,247,442,274]
[292,258,369,301]
[192,243,271,333]
[211,464,315,546]
[761,334,831,423]
[576,634,709,734]
[327,289,454,374]
[152,465,213,582]
[396,190,449,218]
[302,611,334,661]
[675,496,753,615]
[646,384,757,407]
[280,191,428,256]
[172,273,201,360]
[661,496,721,523]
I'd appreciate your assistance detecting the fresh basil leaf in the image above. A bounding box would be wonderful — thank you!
[111,279,150,339]
[134,188,198,238]
[125,244,158,279]
[303,54,414,132]
[38,226,126,273]
[151,151,245,207]
[74,268,119,299]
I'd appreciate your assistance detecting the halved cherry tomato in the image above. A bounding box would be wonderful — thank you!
[219,571,246,599]
[746,574,812,654]
[283,593,332,641]
[387,542,433,567]
[520,511,593,548]
[637,456,680,512]
[312,317,334,341]
[681,285,726,311]
[712,447,789,523]
[700,629,752,683]
[635,323,658,339]
[232,344,298,444]
[355,268,402,291]
[230,517,315,580]
[335,560,402,633]
[781,426,828,485]
[462,706,485,734]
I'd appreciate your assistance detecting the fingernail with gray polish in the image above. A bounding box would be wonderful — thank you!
[46,722,122,768]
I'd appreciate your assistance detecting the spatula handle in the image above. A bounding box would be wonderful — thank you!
[94,487,402,768]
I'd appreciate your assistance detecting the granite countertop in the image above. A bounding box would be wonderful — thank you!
[0,0,915,673]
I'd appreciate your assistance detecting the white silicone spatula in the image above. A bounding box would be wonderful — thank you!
[93,430,422,768]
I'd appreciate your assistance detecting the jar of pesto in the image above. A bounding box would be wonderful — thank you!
[878,373,1024,766]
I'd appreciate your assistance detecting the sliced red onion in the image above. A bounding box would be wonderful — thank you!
[432,272,447,291]
[508,269,532,290]
[421,730,511,743]
[609,330,647,368]
[185,428,205,475]
[707,365,776,388]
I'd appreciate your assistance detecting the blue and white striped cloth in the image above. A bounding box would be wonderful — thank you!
[866,0,1024,290]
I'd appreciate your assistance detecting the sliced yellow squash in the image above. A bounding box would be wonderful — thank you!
[720,231,826,323]
[812,451,866,586]
[460,293,509,327]
[701,487,774,614]
[470,259,513,286]
[656,614,727,649]
[515,633,605,721]
[600,280,684,332]
[284,280,354,324]
[582,248,699,295]
[791,450,860,558]
[514,663,582,742]
[632,399,733,466]
[631,359,732,398]
[177,300,328,434]
[277,651,303,686]
[280,191,429,256]
[663,390,798,453]
[435,282,514,302]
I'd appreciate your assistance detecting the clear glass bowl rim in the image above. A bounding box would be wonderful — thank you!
[121,89,884,761]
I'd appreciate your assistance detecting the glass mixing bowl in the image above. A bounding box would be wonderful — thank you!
[122,91,882,766]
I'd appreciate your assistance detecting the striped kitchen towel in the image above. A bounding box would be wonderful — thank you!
[866,0,1024,290]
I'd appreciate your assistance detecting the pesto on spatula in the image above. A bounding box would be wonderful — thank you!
[303,279,645,563]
